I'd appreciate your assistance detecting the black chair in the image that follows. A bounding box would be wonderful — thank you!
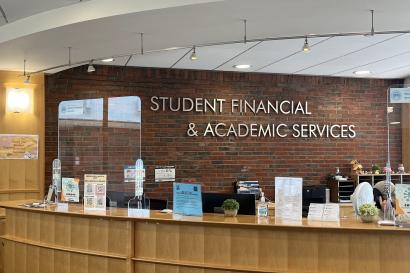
[124,195,168,210]
[147,198,168,210]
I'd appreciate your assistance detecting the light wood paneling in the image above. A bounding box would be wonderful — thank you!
[0,70,45,203]
[134,221,410,273]
[2,203,410,273]
[2,209,132,273]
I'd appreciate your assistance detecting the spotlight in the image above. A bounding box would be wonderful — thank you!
[24,75,30,84]
[189,46,198,61]
[87,61,95,73]
[101,58,114,63]
[302,37,310,53]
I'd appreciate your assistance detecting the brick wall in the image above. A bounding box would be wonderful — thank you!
[45,65,402,200]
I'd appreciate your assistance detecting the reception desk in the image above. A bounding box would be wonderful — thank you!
[0,200,409,273]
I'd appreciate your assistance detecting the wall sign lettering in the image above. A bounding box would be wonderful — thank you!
[150,96,356,139]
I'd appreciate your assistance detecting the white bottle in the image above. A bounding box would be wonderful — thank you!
[257,192,268,217]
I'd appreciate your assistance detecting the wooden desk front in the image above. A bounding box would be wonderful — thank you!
[0,200,408,273]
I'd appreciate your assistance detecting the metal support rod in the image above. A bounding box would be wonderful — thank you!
[371,10,375,36]
[140,33,144,55]
[68,47,72,66]
[243,19,247,44]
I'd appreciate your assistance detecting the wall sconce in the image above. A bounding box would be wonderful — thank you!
[6,88,31,113]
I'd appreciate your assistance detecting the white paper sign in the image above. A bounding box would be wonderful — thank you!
[155,166,176,182]
[128,208,150,218]
[308,203,340,221]
[61,177,80,202]
[396,184,410,215]
[307,203,325,221]
[390,87,410,103]
[275,177,302,221]
[84,174,106,210]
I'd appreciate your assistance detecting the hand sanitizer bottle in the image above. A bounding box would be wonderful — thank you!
[257,192,268,217]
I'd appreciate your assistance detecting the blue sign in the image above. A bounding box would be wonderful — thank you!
[173,183,203,216]
[390,87,410,103]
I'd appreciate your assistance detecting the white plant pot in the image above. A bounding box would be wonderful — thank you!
[360,214,376,223]
[224,209,238,217]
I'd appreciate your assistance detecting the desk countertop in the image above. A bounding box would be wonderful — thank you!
[0,200,406,233]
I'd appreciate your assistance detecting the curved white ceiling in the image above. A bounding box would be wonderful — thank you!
[1,0,410,79]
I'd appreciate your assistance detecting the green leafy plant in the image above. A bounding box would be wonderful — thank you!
[221,199,240,211]
[372,164,381,174]
[359,203,378,217]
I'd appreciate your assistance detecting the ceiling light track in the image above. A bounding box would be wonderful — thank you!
[28,28,410,76]
[213,41,262,70]
[123,55,133,67]
[254,37,332,72]
[170,48,194,68]
[330,47,410,76]
[293,34,404,74]
[0,5,8,24]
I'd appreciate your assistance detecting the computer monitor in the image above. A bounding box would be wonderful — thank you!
[302,185,326,216]
[202,192,256,215]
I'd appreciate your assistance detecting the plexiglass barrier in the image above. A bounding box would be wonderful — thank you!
[57,96,142,208]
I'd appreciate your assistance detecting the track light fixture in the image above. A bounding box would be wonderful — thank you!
[87,60,95,73]
[189,46,198,61]
[27,9,410,76]
[24,75,30,84]
[302,36,310,53]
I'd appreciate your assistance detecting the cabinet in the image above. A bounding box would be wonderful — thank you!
[329,178,355,203]
[357,174,410,186]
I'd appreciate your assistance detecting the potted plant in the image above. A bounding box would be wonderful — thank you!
[221,199,240,217]
[359,203,379,223]
[372,164,381,174]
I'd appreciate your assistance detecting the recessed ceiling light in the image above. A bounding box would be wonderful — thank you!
[353,70,371,75]
[101,58,114,63]
[233,64,251,69]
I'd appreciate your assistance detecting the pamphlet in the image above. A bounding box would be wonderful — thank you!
[173,182,203,216]
[307,203,339,221]
[155,166,176,182]
[84,174,107,210]
[124,165,136,183]
[61,177,80,202]
[275,177,302,221]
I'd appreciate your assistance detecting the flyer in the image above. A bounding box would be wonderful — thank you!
[84,174,107,210]
[173,182,203,216]
[155,166,176,182]
[61,177,80,202]
[275,177,303,221]
[0,134,38,159]
[396,184,410,215]
[124,165,136,183]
